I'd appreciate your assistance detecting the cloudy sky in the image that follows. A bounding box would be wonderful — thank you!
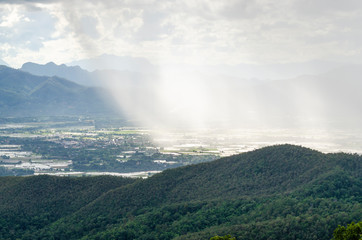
[1,0,362,68]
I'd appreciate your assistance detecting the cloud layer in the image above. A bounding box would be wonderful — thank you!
[1,0,362,67]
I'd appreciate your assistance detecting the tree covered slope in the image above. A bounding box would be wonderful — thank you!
[0,144,360,239]
[0,175,136,239]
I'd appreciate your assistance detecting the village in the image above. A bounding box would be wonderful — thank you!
[2,116,362,177]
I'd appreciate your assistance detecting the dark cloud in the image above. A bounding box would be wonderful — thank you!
[0,0,59,11]
[0,0,58,3]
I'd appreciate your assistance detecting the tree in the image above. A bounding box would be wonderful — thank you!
[210,234,236,240]
[333,222,362,240]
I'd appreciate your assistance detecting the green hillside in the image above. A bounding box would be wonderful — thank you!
[0,145,360,239]
[0,175,136,239]
[0,65,117,116]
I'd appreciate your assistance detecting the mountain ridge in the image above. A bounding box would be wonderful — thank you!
[21,61,95,86]
[18,61,362,129]
[0,65,119,116]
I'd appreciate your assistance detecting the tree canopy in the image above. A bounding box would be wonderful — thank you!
[333,222,362,240]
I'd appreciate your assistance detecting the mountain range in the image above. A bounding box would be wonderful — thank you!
[0,144,360,239]
[20,61,152,88]
[21,62,95,86]
[3,59,362,128]
[0,65,119,116]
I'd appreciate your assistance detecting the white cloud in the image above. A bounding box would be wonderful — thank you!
[0,5,24,27]
[1,0,362,67]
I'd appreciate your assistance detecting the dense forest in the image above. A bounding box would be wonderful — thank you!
[0,144,361,239]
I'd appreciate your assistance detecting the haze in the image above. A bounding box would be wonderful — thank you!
[1,0,362,135]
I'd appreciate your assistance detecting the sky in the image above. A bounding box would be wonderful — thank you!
[1,0,362,68]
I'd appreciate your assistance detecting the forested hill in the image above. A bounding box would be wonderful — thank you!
[0,144,361,240]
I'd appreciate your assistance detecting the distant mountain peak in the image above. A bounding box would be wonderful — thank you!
[20,61,94,86]
[45,61,57,66]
